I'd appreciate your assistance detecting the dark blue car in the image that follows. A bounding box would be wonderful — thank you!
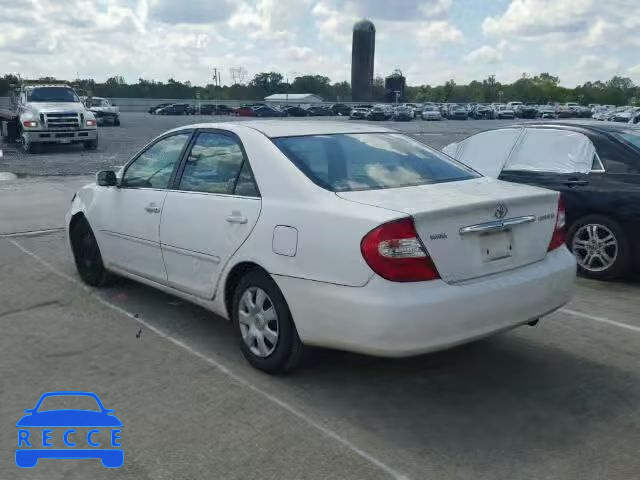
[16,391,123,468]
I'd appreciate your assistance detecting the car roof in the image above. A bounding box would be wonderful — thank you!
[172,120,395,138]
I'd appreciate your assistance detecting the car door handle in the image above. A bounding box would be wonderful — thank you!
[225,214,248,224]
[564,179,588,187]
[144,204,161,214]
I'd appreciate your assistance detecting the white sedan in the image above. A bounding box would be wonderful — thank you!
[66,121,576,373]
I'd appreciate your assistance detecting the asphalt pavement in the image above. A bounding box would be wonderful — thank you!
[0,113,639,479]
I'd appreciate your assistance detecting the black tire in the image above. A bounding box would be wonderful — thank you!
[114,117,120,126]
[21,134,34,153]
[84,139,98,150]
[567,214,631,280]
[70,217,112,287]
[232,270,304,373]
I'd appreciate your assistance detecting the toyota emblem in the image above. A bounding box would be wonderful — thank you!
[494,203,508,219]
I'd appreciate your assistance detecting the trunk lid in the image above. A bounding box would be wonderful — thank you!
[338,177,560,283]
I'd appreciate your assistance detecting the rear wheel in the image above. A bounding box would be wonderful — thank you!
[567,215,630,280]
[70,217,112,286]
[232,270,304,373]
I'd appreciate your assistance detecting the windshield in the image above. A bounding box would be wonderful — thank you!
[614,130,640,150]
[273,133,478,192]
[88,98,106,107]
[27,87,79,102]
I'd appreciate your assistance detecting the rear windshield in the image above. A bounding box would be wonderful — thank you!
[273,133,478,192]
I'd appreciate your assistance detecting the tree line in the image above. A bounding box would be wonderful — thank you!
[1,72,638,106]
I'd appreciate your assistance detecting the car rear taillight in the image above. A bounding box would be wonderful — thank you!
[361,217,440,282]
[548,196,566,251]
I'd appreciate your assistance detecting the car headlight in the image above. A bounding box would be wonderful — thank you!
[22,120,38,128]
[86,119,97,127]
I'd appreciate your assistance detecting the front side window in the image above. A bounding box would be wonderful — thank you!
[121,133,190,189]
[178,132,245,195]
[273,133,478,192]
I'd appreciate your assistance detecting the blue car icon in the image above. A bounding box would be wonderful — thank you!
[16,391,123,468]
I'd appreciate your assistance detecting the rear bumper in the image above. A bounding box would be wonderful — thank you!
[275,247,576,357]
[24,129,97,143]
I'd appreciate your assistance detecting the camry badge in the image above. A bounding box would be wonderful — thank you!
[494,203,508,219]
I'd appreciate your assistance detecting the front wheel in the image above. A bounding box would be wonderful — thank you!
[232,270,304,373]
[22,134,34,153]
[70,217,112,286]
[84,139,98,150]
[567,215,630,280]
[113,117,121,126]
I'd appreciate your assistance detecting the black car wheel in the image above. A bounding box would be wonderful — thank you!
[84,139,98,150]
[232,270,304,373]
[567,215,630,280]
[21,134,34,153]
[70,217,112,287]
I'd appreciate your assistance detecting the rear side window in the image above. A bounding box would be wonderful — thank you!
[273,133,477,192]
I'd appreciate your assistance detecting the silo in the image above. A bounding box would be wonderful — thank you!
[351,19,375,102]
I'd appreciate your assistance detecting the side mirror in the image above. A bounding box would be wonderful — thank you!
[97,170,118,187]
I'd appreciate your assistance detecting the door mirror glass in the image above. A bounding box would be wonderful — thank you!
[96,170,118,187]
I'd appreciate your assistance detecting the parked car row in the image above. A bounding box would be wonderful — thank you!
[345,102,599,122]
[147,102,354,117]
[592,105,640,124]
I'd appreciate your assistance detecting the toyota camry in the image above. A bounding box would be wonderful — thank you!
[66,121,576,373]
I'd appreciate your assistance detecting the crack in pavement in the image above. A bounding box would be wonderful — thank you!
[0,300,63,319]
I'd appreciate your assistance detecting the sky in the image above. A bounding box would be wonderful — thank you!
[1,0,639,87]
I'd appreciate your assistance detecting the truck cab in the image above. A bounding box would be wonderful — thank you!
[14,84,98,153]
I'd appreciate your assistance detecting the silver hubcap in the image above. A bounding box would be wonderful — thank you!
[237,287,279,358]
[572,223,618,272]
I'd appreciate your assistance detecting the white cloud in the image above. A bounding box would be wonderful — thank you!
[482,0,640,50]
[463,45,503,64]
[463,40,514,64]
[285,46,314,63]
[148,0,234,24]
[482,0,593,38]
[576,55,619,72]
[340,0,453,20]
[0,0,636,88]
[415,21,464,47]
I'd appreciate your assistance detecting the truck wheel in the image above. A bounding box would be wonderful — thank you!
[84,139,98,150]
[21,134,34,153]
[114,117,121,126]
